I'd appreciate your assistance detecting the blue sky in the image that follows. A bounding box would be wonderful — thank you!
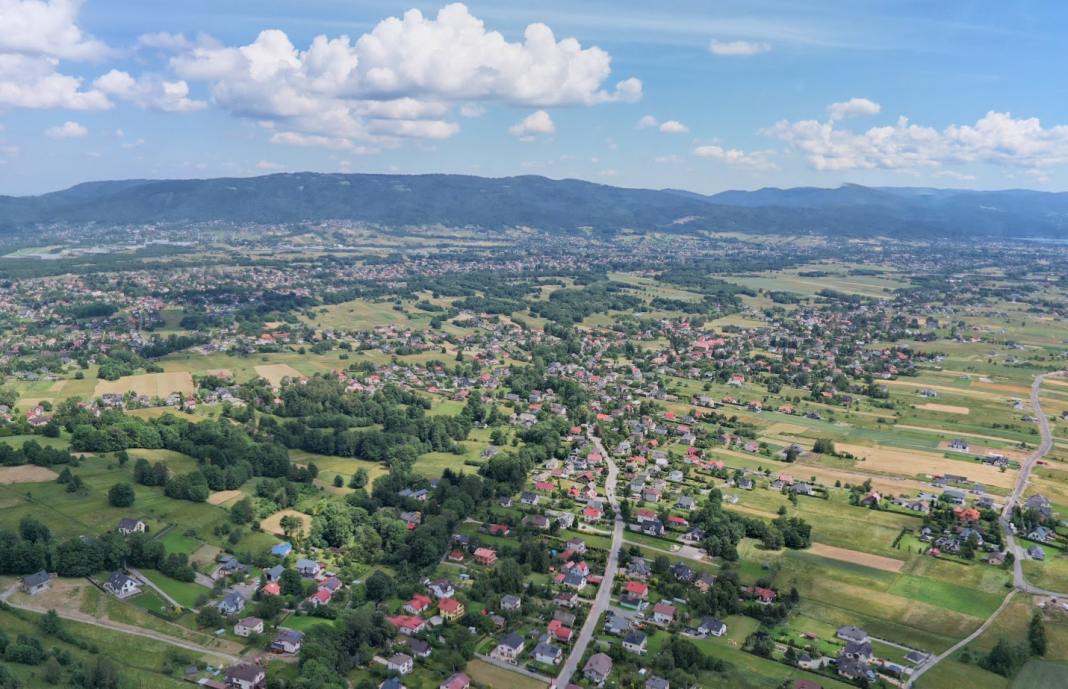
[2,0,1067,195]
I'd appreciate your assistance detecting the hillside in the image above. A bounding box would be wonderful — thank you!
[2,173,1067,238]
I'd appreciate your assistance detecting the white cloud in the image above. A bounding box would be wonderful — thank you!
[460,103,485,118]
[137,32,193,52]
[654,154,682,163]
[598,169,618,176]
[0,53,110,109]
[763,110,1068,171]
[0,0,109,60]
[257,160,284,170]
[636,115,658,129]
[269,131,378,153]
[44,119,86,138]
[693,144,779,170]
[168,4,639,148]
[659,120,689,134]
[509,110,554,141]
[936,170,976,181]
[827,97,881,121]
[94,70,206,113]
[709,39,771,56]
[120,138,145,149]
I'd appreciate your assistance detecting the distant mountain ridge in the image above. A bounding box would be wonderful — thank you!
[2,173,1067,238]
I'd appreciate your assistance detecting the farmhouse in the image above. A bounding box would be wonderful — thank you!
[21,571,51,595]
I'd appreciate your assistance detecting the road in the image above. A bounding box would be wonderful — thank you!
[903,591,1016,688]
[999,371,1067,595]
[555,431,624,688]
[0,583,240,664]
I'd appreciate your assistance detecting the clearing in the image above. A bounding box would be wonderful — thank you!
[807,543,905,572]
[206,490,243,506]
[917,403,971,414]
[95,372,194,398]
[254,364,303,386]
[261,509,312,537]
[0,465,59,484]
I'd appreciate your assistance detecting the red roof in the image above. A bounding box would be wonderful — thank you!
[625,581,648,595]
[439,598,462,613]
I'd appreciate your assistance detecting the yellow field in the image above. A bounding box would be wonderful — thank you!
[254,364,303,386]
[808,542,905,572]
[49,380,67,392]
[94,372,194,398]
[917,403,970,414]
[261,509,312,537]
[0,466,59,484]
[835,442,1016,488]
[206,490,243,506]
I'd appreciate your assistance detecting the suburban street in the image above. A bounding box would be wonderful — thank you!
[555,431,624,688]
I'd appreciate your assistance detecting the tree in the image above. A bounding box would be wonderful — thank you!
[107,482,135,508]
[44,656,62,684]
[365,570,395,602]
[784,446,798,463]
[279,515,305,540]
[1029,610,1047,656]
[348,468,369,489]
[333,474,343,488]
[231,498,255,525]
[762,526,784,550]
[813,438,836,455]
[280,568,304,597]
[197,606,223,629]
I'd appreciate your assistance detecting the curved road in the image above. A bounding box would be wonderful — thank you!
[555,431,624,689]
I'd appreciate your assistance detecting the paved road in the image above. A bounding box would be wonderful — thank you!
[904,591,1016,688]
[555,432,624,688]
[1000,371,1067,595]
[0,583,240,663]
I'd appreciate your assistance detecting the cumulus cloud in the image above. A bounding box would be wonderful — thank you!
[168,3,640,148]
[94,69,206,113]
[0,54,110,109]
[636,115,658,129]
[763,110,1068,171]
[709,39,771,56]
[269,131,378,153]
[693,144,778,170]
[509,110,554,141]
[659,120,689,134]
[44,120,86,138]
[827,97,881,121]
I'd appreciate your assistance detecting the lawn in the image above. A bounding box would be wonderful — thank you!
[128,589,170,614]
[914,658,1010,689]
[281,615,336,632]
[887,574,1005,618]
[465,659,548,689]
[141,568,209,609]
[159,529,202,555]
[1010,660,1068,689]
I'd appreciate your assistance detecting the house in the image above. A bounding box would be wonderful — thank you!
[562,570,587,590]
[567,537,587,553]
[843,641,874,663]
[529,515,550,529]
[694,573,717,593]
[738,478,754,490]
[438,597,464,621]
[698,618,727,636]
[261,582,281,596]
[1028,526,1055,543]
[675,496,696,511]
[641,519,665,537]
[271,628,305,653]
[1024,494,1054,519]
[380,680,406,689]
[943,490,967,506]
[533,642,562,665]
[554,591,579,608]
[627,561,652,580]
[306,589,331,608]
[296,559,321,578]
[225,663,266,689]
[439,673,470,689]
[652,602,676,624]
[905,651,931,666]
[836,626,869,644]
[495,633,526,663]
[604,614,630,637]
[583,507,602,523]
[390,616,428,636]
[217,591,246,615]
[235,617,264,637]
[20,571,51,596]
[625,581,649,599]
[264,565,285,582]
[753,587,776,604]
[619,594,643,609]
[520,491,540,506]
[104,572,139,597]
[489,524,510,537]
[837,658,871,681]
[622,631,648,654]
[583,653,613,683]
[270,542,292,557]
[646,676,670,689]
[950,439,970,451]
[429,579,455,599]
[1029,545,1046,561]
[117,518,145,535]
[407,639,432,658]
[670,562,694,582]
[500,497,513,508]
[405,594,432,615]
[474,548,498,566]
[642,488,662,503]
[387,653,414,676]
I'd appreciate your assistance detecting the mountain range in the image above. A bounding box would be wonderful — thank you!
[2,173,1067,238]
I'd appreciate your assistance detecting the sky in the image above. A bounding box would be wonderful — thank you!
[2,0,1068,195]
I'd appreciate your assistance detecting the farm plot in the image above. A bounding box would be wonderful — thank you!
[254,364,303,386]
[918,403,970,414]
[94,372,194,398]
[832,442,1018,489]
[0,465,59,484]
[206,490,244,506]
[807,543,906,572]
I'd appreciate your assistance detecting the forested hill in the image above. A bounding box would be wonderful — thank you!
[2,173,1067,238]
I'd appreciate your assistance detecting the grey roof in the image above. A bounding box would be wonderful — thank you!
[107,572,134,589]
[623,631,647,646]
[533,642,561,660]
[837,625,867,641]
[23,571,50,588]
[296,558,318,569]
[646,677,670,689]
[583,652,613,676]
[499,633,524,651]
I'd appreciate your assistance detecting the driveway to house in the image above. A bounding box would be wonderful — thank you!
[555,432,624,688]
[999,372,1067,595]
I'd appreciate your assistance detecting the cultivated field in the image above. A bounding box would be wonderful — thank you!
[206,489,243,505]
[94,371,194,398]
[833,442,1018,488]
[918,403,970,414]
[807,543,905,572]
[254,363,303,386]
[0,465,59,484]
[261,509,312,537]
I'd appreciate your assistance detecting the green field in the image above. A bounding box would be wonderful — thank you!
[1011,660,1068,689]
[158,529,202,555]
[141,568,209,608]
[128,589,170,614]
[888,574,1005,618]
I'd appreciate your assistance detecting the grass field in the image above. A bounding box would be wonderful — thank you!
[159,529,202,555]
[94,371,195,397]
[141,569,208,608]
[255,363,303,386]
[1011,660,1068,688]
[888,574,1005,617]
[128,589,169,614]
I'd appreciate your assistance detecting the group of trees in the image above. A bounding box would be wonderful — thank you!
[0,439,73,468]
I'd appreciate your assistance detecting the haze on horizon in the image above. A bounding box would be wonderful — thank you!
[2,0,1068,196]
